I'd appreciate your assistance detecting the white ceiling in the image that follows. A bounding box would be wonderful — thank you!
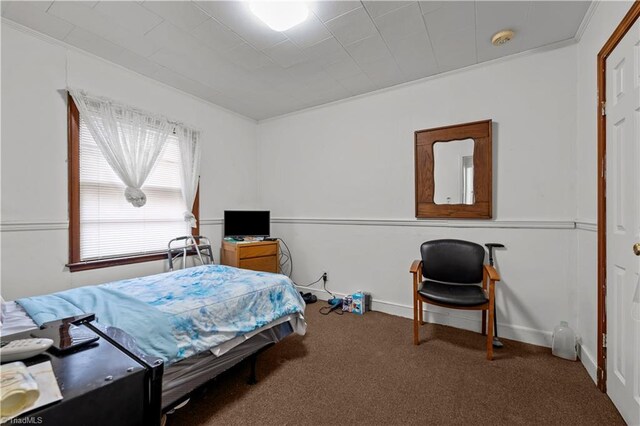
[2,1,592,120]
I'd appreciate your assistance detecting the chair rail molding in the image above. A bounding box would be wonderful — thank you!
[272,217,577,230]
[1,219,223,232]
[1,218,583,232]
[0,220,69,232]
[199,219,223,226]
[575,221,597,232]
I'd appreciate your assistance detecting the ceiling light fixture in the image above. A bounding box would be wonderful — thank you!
[249,1,309,32]
[491,29,515,46]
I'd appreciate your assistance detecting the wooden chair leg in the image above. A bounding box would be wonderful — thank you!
[486,307,494,360]
[419,300,425,325]
[413,293,420,345]
[481,310,487,336]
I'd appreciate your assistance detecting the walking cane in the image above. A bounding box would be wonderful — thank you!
[485,243,505,348]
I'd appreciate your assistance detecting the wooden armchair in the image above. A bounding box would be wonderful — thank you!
[410,239,501,360]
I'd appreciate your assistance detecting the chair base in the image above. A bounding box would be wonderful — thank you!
[413,297,494,361]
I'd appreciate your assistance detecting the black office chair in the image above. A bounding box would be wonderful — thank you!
[409,239,501,360]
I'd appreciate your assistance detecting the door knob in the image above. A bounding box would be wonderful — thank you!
[634,243,640,256]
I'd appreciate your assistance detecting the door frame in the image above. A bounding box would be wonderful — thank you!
[596,0,640,393]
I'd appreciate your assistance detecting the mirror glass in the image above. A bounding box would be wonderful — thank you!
[433,139,475,205]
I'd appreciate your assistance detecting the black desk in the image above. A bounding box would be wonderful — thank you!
[2,323,162,426]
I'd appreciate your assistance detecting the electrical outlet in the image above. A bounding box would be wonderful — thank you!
[322,271,329,282]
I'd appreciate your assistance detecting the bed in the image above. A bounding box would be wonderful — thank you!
[1,264,306,413]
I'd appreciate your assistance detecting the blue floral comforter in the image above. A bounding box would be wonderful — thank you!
[17,265,306,365]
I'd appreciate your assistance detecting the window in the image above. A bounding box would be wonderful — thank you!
[68,96,199,271]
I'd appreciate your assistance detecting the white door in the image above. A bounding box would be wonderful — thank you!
[606,17,640,426]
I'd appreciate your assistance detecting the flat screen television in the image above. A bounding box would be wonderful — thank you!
[224,210,270,238]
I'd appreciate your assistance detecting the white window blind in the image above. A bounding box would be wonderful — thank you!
[79,118,188,260]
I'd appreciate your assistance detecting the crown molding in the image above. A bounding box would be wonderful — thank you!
[258,38,577,124]
[1,18,257,125]
[575,1,601,42]
[2,15,581,125]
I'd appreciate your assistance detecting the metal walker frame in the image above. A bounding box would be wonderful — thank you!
[167,235,214,271]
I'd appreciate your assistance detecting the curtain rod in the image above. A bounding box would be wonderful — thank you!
[67,88,202,133]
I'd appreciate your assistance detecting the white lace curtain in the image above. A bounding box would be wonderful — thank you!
[176,126,202,228]
[70,90,202,224]
[70,89,171,207]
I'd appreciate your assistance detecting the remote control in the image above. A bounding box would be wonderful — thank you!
[1,338,54,362]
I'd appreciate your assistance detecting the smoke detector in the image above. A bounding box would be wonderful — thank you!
[491,30,514,46]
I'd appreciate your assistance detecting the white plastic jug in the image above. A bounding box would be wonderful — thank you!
[552,321,577,361]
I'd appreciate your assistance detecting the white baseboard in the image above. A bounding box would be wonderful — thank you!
[299,287,552,348]
[578,343,598,383]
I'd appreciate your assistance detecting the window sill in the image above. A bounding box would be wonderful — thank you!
[67,252,167,272]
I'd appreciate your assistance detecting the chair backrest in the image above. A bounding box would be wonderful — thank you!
[420,239,485,284]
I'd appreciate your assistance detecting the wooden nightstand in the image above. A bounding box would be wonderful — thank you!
[220,240,279,273]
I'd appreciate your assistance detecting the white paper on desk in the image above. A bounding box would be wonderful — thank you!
[1,361,63,423]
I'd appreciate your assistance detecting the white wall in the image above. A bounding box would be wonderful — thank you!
[257,44,579,347]
[0,24,259,300]
[1,2,633,371]
[574,0,634,382]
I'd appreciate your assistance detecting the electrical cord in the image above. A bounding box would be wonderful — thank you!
[274,236,342,316]
[295,275,324,288]
[279,252,291,277]
[319,303,343,315]
[321,276,336,299]
[277,237,322,286]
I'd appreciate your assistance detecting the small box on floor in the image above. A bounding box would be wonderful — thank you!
[342,292,371,315]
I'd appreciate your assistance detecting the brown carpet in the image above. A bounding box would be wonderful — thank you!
[168,306,624,425]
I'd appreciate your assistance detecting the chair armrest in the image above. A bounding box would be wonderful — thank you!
[484,264,500,281]
[410,260,422,275]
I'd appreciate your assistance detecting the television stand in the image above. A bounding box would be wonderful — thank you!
[220,240,279,273]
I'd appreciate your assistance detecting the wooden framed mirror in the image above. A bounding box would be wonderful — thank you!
[414,119,492,219]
